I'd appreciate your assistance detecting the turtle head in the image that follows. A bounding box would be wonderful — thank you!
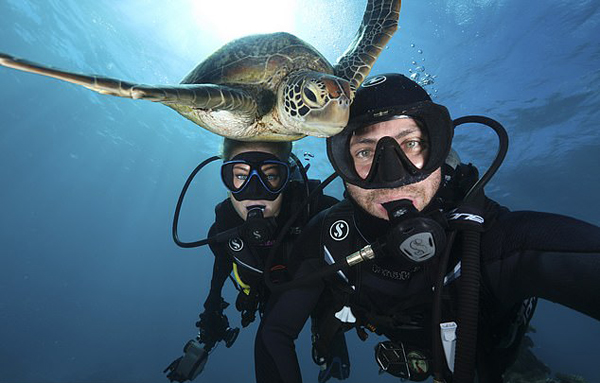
[277,70,352,138]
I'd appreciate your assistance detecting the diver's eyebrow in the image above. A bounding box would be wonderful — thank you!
[350,128,422,145]
[350,137,378,145]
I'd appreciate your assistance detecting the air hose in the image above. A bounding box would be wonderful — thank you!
[172,155,222,248]
[432,115,508,383]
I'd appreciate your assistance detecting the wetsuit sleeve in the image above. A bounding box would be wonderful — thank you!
[255,213,328,383]
[203,223,233,312]
[481,211,600,320]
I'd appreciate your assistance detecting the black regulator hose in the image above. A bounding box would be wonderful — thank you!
[431,115,508,383]
[455,116,509,200]
[289,152,312,224]
[172,156,221,248]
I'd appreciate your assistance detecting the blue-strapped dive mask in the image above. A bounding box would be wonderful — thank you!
[221,151,290,201]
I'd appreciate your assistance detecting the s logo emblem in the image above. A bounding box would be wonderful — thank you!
[361,75,387,88]
[228,237,244,252]
[329,220,349,241]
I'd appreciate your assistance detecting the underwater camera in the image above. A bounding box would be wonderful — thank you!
[164,325,239,382]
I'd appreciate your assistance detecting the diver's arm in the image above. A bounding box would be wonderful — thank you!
[256,259,325,383]
[255,213,329,383]
[203,224,233,312]
[481,211,600,320]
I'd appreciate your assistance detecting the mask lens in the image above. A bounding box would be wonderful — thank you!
[231,163,251,190]
[259,162,289,191]
[221,160,290,194]
[221,161,249,192]
[349,124,430,181]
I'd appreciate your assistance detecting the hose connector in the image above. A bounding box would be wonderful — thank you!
[345,244,376,266]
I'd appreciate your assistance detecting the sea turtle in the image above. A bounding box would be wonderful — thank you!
[0,0,401,142]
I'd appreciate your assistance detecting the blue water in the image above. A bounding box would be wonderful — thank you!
[1,1,599,382]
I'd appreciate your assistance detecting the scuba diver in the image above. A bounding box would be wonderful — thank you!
[164,138,343,382]
[254,73,600,383]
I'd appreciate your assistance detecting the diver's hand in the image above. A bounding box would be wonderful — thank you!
[197,310,230,347]
[241,309,256,328]
[235,292,259,327]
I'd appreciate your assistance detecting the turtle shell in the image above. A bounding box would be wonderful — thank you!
[181,32,334,94]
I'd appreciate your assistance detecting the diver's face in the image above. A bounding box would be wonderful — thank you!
[346,118,441,219]
[228,145,284,221]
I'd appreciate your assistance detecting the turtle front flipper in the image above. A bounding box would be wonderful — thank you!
[0,52,257,114]
[334,0,401,93]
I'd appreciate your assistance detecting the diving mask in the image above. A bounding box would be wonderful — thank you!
[327,73,453,189]
[221,151,290,201]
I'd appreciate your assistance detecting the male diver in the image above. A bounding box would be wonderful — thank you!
[255,74,600,382]
[165,138,343,382]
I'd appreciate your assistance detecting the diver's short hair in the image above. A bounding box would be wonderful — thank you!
[221,138,293,161]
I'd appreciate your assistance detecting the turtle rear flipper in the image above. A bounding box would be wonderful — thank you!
[0,52,257,115]
[334,0,401,93]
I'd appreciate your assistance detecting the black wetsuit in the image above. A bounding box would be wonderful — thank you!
[202,180,339,324]
[255,194,600,382]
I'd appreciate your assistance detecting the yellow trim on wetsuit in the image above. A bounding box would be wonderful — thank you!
[233,263,251,295]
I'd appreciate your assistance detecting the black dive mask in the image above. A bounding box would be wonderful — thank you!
[221,152,290,201]
[327,71,454,190]
[380,199,446,263]
[327,103,453,189]
[363,135,431,186]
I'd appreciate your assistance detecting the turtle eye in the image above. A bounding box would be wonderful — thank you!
[302,82,324,107]
[304,88,317,103]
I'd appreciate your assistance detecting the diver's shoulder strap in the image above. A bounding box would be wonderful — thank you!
[311,201,361,356]
[320,199,365,277]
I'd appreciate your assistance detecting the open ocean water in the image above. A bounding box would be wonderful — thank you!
[0,1,599,382]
